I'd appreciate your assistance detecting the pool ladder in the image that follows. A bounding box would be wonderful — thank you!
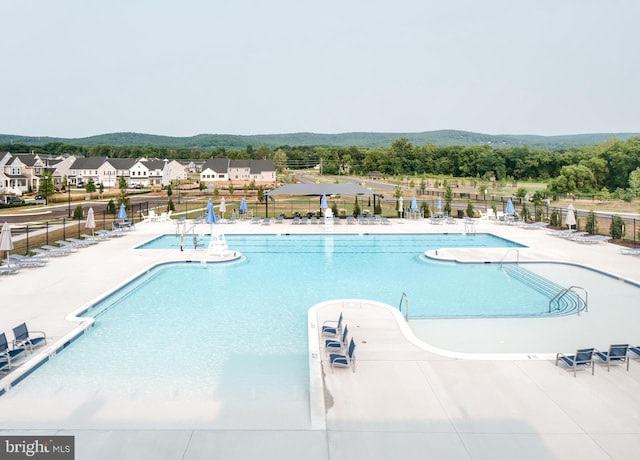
[398,292,409,321]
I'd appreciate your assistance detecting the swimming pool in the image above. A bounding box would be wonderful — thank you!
[8,233,578,428]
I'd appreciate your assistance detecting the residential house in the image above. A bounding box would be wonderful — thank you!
[200,158,230,182]
[97,158,136,188]
[162,159,187,187]
[142,159,165,187]
[69,157,108,186]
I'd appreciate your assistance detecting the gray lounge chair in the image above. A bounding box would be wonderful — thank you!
[329,338,356,373]
[5,254,48,268]
[595,344,630,371]
[12,323,46,354]
[556,348,595,376]
[0,265,21,274]
[0,332,25,369]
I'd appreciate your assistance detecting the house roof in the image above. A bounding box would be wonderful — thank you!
[250,159,275,174]
[70,156,108,170]
[266,183,374,196]
[106,158,137,170]
[201,158,229,173]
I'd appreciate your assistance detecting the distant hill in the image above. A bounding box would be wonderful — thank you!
[0,130,637,150]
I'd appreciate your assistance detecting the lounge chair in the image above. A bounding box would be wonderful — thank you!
[0,332,25,369]
[59,238,91,248]
[12,323,47,354]
[381,217,392,225]
[251,217,261,224]
[620,248,640,256]
[629,346,640,359]
[573,235,611,244]
[5,254,48,268]
[325,325,349,353]
[595,344,630,371]
[55,239,85,249]
[262,217,271,225]
[556,348,595,376]
[32,246,71,257]
[43,244,74,253]
[96,229,125,238]
[275,216,284,224]
[329,338,356,373]
[291,216,300,225]
[322,312,343,337]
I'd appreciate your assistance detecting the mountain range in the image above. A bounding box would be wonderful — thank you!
[1,130,638,150]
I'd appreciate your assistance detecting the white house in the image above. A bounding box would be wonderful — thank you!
[200,158,230,182]
[162,159,187,186]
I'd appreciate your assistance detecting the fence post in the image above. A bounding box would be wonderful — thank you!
[45,221,49,246]
[25,225,29,255]
[63,218,66,241]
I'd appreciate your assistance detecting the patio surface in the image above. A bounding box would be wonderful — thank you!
[1,216,639,459]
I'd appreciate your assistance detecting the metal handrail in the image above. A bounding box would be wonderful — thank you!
[398,292,409,322]
[499,248,519,266]
[549,286,588,316]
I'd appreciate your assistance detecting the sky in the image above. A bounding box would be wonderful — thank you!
[1,0,639,139]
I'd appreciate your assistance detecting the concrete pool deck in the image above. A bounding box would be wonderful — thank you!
[1,217,639,459]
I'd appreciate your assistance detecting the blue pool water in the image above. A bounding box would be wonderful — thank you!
[11,233,545,406]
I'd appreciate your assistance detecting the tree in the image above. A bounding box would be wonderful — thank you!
[228,182,234,195]
[629,167,640,197]
[444,181,453,214]
[166,184,173,197]
[85,178,97,194]
[118,175,128,190]
[73,205,84,220]
[38,171,55,203]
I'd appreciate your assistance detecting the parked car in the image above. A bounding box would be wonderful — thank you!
[3,195,25,204]
[133,183,143,189]
[34,194,46,200]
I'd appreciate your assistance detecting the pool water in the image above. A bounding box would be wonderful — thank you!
[10,233,544,413]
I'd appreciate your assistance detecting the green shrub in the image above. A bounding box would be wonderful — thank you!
[585,211,597,234]
[73,205,84,220]
[610,215,625,239]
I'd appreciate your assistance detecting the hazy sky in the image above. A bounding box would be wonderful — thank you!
[2,0,639,138]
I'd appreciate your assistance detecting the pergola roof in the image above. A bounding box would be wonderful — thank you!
[266,183,375,196]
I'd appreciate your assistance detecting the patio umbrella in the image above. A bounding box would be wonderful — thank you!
[239,197,247,215]
[411,197,418,210]
[505,198,515,215]
[206,198,217,224]
[566,203,576,229]
[320,194,328,209]
[437,196,442,211]
[218,197,226,218]
[118,204,127,221]
[0,222,14,263]
[85,207,96,237]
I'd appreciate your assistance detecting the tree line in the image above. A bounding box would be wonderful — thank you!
[3,136,640,197]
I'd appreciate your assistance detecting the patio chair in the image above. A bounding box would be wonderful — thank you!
[325,325,349,353]
[629,346,640,359]
[12,323,47,354]
[329,338,356,373]
[555,348,595,376]
[322,312,343,338]
[31,246,71,257]
[5,254,48,268]
[595,344,630,371]
[1,332,25,369]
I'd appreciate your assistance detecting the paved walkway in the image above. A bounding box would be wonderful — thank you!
[1,218,639,459]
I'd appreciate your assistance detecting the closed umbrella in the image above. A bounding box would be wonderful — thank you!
[0,222,14,263]
[437,196,442,211]
[566,203,576,229]
[411,197,418,210]
[505,198,515,215]
[206,198,217,224]
[85,207,96,237]
[239,197,247,216]
[218,197,226,218]
[118,204,127,221]
[398,196,404,218]
[320,194,328,209]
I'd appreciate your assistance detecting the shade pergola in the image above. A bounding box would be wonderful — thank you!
[266,184,374,197]
[264,184,377,218]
